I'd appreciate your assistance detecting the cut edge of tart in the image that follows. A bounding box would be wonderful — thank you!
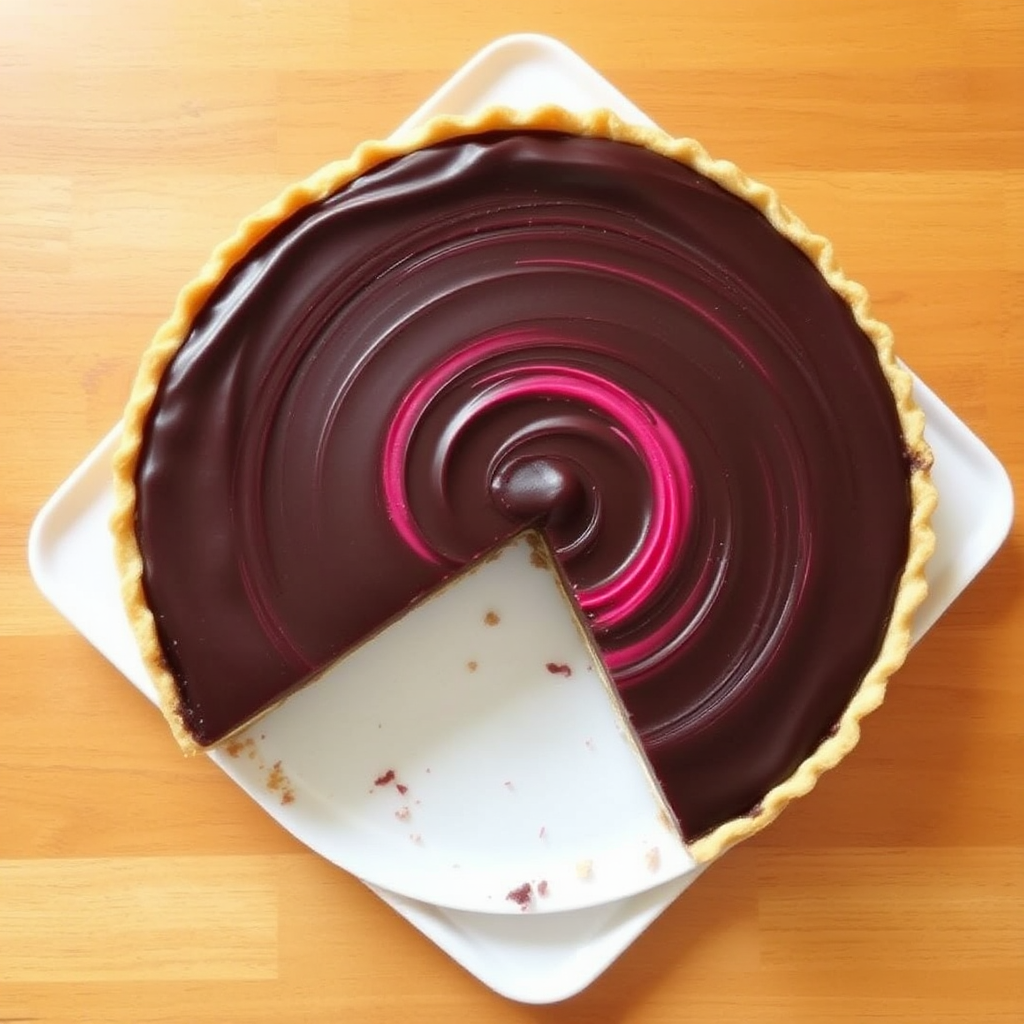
[110,105,937,864]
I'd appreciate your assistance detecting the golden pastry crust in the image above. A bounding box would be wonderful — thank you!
[110,106,937,859]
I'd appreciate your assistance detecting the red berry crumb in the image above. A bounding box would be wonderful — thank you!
[506,882,532,910]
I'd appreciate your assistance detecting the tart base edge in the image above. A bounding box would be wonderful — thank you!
[109,105,938,858]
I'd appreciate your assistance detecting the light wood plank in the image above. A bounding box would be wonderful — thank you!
[0,857,279,982]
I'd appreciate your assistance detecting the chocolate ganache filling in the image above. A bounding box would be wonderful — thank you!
[136,131,912,841]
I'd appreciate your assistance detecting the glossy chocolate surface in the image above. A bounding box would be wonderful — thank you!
[136,132,911,840]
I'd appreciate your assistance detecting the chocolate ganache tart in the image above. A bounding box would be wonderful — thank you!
[112,107,936,862]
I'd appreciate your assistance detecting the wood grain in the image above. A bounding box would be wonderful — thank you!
[1,1,1022,1020]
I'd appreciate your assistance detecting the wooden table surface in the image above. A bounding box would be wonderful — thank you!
[2,1,1022,1021]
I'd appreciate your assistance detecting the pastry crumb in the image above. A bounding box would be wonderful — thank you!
[537,880,549,897]
[266,759,295,805]
[645,846,661,872]
[395,806,410,821]
[267,760,285,788]
[225,736,255,758]
[467,660,478,672]
[576,859,593,880]
[484,610,500,626]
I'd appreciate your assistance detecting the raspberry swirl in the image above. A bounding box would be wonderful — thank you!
[133,131,912,839]
[382,329,696,675]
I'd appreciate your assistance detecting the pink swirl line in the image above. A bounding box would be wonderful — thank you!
[382,332,694,638]
[471,366,692,628]
[383,329,566,561]
[606,540,726,678]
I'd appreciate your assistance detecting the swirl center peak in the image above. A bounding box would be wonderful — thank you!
[490,456,588,528]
